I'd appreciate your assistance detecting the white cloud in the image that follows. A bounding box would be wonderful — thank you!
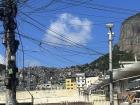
[0,54,5,64]
[44,13,92,45]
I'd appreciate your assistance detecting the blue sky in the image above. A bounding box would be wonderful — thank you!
[0,0,140,68]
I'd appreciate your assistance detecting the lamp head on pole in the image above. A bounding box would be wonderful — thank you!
[106,23,114,29]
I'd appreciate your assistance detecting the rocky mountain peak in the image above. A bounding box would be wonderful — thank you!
[119,13,140,57]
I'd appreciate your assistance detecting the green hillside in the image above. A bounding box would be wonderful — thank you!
[78,45,134,74]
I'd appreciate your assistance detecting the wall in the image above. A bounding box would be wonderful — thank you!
[0,90,119,105]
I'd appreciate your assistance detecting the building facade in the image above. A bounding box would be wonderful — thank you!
[85,76,99,89]
[75,73,86,89]
[65,78,77,90]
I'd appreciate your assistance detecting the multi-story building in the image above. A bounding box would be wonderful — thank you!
[85,76,99,89]
[75,73,86,89]
[65,78,77,90]
[75,73,100,91]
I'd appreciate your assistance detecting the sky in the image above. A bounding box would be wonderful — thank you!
[0,0,140,68]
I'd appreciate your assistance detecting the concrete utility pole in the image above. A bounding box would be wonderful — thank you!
[106,23,114,105]
[0,0,19,105]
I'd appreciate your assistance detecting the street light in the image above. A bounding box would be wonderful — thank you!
[106,23,114,29]
[106,23,114,105]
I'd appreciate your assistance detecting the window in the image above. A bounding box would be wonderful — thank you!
[71,79,75,82]
[71,84,73,86]
[77,77,80,82]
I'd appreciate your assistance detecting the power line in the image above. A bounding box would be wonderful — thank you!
[18,12,123,27]
[18,1,128,26]
[39,45,78,64]
[16,32,80,65]
[16,32,103,56]
[28,0,57,12]
[21,17,105,55]
[25,0,91,14]
[20,0,57,13]
[15,32,104,67]
[61,1,138,15]
[20,12,105,56]
[26,0,139,15]
[19,13,103,55]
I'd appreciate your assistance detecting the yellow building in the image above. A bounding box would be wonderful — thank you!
[65,78,77,90]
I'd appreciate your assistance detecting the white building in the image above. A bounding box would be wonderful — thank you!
[36,81,52,90]
[75,73,86,89]
[75,73,100,92]
[85,76,99,89]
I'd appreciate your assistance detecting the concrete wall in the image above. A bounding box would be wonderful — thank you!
[0,90,119,105]
[0,90,86,104]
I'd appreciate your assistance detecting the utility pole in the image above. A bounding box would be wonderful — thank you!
[0,0,19,105]
[106,23,114,105]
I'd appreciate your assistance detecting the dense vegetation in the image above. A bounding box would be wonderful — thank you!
[75,45,135,75]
